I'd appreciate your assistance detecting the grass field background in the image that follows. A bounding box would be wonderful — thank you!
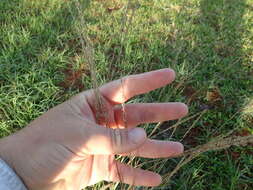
[0,0,253,189]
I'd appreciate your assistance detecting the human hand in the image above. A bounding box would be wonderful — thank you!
[0,69,188,190]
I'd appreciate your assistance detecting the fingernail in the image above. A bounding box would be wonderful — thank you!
[167,68,176,82]
[172,142,184,155]
[129,128,146,145]
[179,103,188,116]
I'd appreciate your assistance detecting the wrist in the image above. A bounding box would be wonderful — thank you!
[0,130,32,189]
[0,127,69,190]
[0,135,16,169]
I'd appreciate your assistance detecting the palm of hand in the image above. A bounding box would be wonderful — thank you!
[1,69,188,190]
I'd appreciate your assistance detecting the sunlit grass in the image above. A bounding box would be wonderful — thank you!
[0,0,253,189]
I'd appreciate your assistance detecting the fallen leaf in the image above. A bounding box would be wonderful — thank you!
[206,87,223,103]
[107,5,122,12]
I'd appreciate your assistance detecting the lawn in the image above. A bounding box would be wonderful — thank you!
[0,0,253,189]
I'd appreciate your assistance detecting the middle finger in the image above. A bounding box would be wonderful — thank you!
[113,103,188,128]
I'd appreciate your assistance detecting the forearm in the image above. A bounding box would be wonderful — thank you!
[0,135,15,170]
[0,126,75,190]
[0,136,28,190]
[0,128,37,189]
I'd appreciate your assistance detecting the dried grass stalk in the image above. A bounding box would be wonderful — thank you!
[163,134,253,184]
[182,134,253,157]
[74,0,127,187]
[74,0,109,124]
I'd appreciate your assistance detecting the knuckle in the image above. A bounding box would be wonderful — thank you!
[110,129,126,152]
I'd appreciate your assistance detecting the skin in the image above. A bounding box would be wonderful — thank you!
[0,69,188,190]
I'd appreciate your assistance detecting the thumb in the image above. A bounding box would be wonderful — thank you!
[84,126,147,155]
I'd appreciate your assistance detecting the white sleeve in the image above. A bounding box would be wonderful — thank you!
[0,159,27,190]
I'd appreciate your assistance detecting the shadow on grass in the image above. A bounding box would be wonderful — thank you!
[156,0,253,189]
[191,0,250,138]
[160,0,251,138]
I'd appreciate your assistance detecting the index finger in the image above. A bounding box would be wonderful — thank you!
[100,68,175,104]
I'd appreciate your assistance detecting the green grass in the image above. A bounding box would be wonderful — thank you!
[0,0,253,189]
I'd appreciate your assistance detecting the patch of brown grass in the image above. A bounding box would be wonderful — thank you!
[59,63,89,91]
